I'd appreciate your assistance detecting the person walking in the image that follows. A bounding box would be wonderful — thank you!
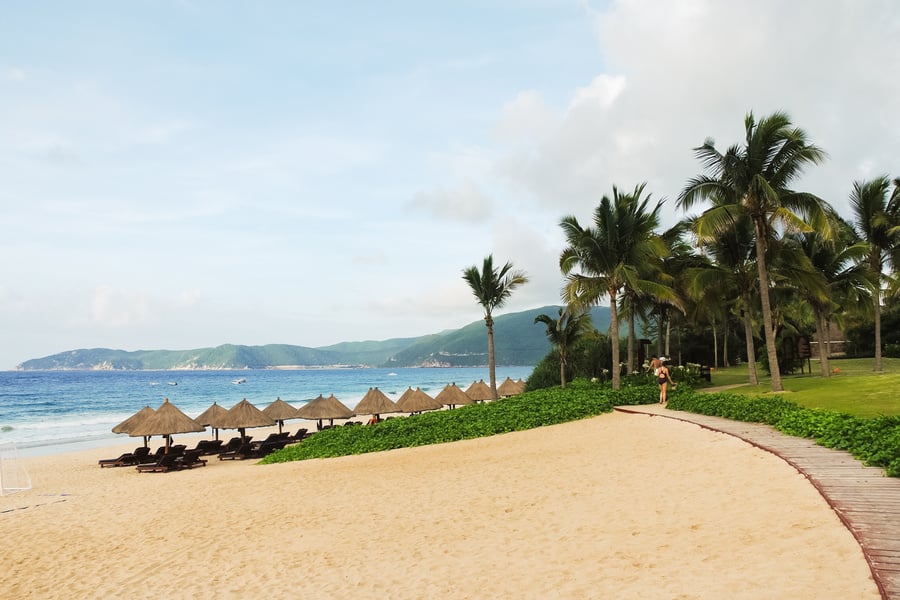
[656,358,674,405]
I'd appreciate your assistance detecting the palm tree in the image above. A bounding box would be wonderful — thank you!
[678,111,829,392]
[462,255,529,399]
[849,176,900,372]
[789,214,869,376]
[559,183,668,390]
[685,203,762,384]
[534,307,592,389]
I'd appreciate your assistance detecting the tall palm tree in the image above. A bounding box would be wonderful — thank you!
[559,183,668,390]
[678,111,829,392]
[462,255,529,399]
[534,307,592,389]
[789,214,869,376]
[849,176,900,372]
[685,204,762,384]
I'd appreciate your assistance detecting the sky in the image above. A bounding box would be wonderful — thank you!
[2,0,898,369]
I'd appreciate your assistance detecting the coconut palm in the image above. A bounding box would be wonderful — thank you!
[684,202,763,383]
[849,176,900,372]
[559,183,668,390]
[534,307,592,389]
[678,111,829,392]
[789,214,870,376]
[462,255,529,399]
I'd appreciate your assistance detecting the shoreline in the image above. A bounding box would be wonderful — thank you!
[0,412,879,598]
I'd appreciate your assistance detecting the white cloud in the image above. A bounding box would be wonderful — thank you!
[2,67,26,81]
[408,180,494,222]
[90,286,153,328]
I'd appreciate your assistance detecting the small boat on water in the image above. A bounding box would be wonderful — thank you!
[167,381,178,386]
[232,378,247,385]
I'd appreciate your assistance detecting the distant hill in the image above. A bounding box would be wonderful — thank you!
[17,305,612,370]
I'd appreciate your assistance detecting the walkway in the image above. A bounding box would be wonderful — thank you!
[615,404,900,600]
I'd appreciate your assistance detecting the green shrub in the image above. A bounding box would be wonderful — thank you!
[667,390,900,477]
[262,378,658,463]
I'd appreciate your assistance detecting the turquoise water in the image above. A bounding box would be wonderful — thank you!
[0,366,533,456]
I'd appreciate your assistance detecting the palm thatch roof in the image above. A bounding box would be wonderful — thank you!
[396,387,416,407]
[112,405,155,434]
[129,398,204,438]
[497,377,526,397]
[195,402,228,427]
[352,387,400,416]
[216,398,276,431]
[397,387,443,413]
[263,397,300,421]
[296,394,353,420]
[435,383,473,407]
[464,379,494,402]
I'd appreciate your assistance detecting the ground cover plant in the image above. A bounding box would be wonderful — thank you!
[262,379,659,463]
[667,391,900,477]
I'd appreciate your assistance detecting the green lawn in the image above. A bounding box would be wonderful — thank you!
[702,357,900,417]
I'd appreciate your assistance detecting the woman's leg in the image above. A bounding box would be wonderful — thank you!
[659,382,667,404]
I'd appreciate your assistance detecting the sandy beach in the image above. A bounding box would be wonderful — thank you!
[0,411,879,599]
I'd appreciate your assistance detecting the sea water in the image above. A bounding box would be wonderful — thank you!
[0,366,533,457]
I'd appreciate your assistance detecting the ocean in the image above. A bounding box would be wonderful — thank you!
[0,366,533,457]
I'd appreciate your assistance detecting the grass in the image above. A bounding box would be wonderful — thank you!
[700,357,900,417]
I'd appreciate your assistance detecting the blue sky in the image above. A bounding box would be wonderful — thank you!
[2,0,898,369]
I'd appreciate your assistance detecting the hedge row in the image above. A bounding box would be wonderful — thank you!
[262,379,658,463]
[668,391,900,477]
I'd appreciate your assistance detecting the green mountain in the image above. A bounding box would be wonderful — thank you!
[17,305,611,370]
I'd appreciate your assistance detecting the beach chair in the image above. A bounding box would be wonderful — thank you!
[176,449,208,469]
[218,442,254,461]
[198,439,224,455]
[98,446,151,468]
[136,453,181,473]
[287,427,308,442]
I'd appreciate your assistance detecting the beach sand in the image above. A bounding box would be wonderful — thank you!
[0,412,879,599]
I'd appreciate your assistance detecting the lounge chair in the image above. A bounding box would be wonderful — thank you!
[287,428,308,442]
[218,442,254,461]
[136,453,182,473]
[98,446,152,468]
[249,439,289,458]
[177,449,208,469]
[219,436,252,454]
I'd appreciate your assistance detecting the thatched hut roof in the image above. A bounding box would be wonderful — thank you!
[216,398,276,431]
[263,397,300,421]
[465,379,494,402]
[353,387,400,416]
[397,387,443,413]
[435,383,473,407]
[195,402,228,427]
[497,377,525,397]
[129,398,204,438]
[112,405,155,434]
[296,394,353,420]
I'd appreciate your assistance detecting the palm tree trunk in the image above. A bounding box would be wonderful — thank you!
[627,310,636,374]
[610,289,620,390]
[754,219,783,392]
[741,291,759,385]
[723,320,730,367]
[712,317,719,369]
[559,354,567,389]
[815,311,831,378]
[665,318,672,358]
[874,277,883,372]
[486,315,498,399]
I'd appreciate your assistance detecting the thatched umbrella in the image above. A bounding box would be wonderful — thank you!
[112,405,155,447]
[465,379,494,402]
[129,398,204,453]
[397,387,442,414]
[396,387,416,408]
[353,387,400,421]
[297,394,353,429]
[435,383,473,409]
[195,402,229,441]
[262,397,300,434]
[216,398,276,440]
[498,377,524,397]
